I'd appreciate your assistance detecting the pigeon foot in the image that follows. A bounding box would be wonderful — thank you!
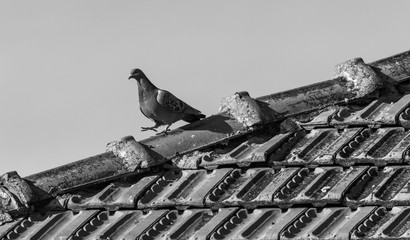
[155,125,172,135]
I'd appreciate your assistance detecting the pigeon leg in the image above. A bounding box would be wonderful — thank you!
[141,123,161,132]
[156,124,172,135]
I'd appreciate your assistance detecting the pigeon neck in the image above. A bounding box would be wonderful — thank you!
[137,78,157,99]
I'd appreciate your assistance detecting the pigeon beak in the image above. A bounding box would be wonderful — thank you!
[128,74,136,80]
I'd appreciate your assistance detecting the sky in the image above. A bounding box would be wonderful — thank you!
[1,1,410,176]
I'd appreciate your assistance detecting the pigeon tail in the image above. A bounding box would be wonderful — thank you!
[182,113,206,123]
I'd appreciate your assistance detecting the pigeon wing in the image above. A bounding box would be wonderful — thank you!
[156,89,186,113]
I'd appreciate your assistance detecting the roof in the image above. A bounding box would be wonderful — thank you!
[2,50,410,239]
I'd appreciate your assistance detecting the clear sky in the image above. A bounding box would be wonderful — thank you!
[1,1,410,176]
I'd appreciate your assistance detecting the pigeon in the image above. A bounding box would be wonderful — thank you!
[128,68,206,134]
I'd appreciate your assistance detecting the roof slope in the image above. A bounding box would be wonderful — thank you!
[2,50,410,239]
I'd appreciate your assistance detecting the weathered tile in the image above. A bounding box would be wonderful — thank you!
[221,168,299,208]
[68,174,162,211]
[69,210,167,240]
[330,95,410,128]
[299,109,338,130]
[280,207,375,240]
[138,169,232,209]
[336,127,410,166]
[346,166,410,208]
[2,210,98,240]
[351,206,410,239]
[282,128,361,166]
[273,166,367,207]
[209,208,306,240]
[200,132,297,168]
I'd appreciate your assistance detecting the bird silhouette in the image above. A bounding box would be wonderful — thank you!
[128,69,206,134]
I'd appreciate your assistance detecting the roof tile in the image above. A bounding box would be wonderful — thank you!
[70,210,168,240]
[331,94,410,128]
[270,128,360,166]
[351,206,410,239]
[0,218,23,239]
[67,173,161,211]
[335,127,410,166]
[281,207,375,240]
[346,166,410,208]
[219,168,299,209]
[199,133,293,168]
[273,166,367,207]
[138,169,232,209]
[370,50,410,83]
[1,210,98,240]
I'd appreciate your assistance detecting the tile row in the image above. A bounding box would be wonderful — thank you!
[4,206,410,239]
[63,166,410,210]
[301,94,410,129]
[198,126,410,168]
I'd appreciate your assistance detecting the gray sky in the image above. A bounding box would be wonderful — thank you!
[1,1,410,176]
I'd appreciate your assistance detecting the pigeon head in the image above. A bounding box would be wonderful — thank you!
[128,68,157,90]
[129,68,146,80]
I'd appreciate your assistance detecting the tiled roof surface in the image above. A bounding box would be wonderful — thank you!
[3,50,410,239]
